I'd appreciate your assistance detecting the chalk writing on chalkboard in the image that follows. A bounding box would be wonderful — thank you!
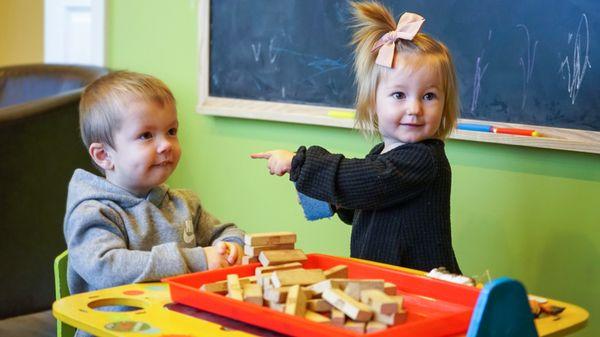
[559,14,591,105]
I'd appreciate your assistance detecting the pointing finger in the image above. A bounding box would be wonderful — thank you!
[250,152,271,159]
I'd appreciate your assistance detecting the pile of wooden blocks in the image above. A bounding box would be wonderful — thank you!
[241,231,299,265]
[201,232,407,334]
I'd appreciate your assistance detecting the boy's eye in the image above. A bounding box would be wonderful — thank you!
[168,128,178,136]
[392,92,405,100]
[423,92,437,100]
[138,132,153,140]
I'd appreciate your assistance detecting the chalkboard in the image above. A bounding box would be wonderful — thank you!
[201,0,600,153]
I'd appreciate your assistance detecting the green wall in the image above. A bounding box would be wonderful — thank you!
[108,1,598,335]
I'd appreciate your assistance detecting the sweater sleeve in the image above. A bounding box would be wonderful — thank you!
[170,189,245,248]
[66,201,200,290]
[175,191,245,271]
[290,143,437,210]
[194,206,245,247]
[335,206,355,225]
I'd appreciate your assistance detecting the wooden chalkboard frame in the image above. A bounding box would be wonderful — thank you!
[197,1,600,154]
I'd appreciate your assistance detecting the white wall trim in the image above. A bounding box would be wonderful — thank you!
[44,0,106,66]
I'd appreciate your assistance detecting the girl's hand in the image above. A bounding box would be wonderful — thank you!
[216,241,243,265]
[250,150,294,176]
[203,245,229,270]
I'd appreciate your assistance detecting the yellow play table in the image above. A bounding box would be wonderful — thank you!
[53,263,589,337]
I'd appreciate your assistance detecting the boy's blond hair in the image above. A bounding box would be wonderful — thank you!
[79,71,176,150]
[350,1,459,139]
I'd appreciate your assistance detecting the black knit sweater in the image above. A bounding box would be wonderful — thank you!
[290,139,461,274]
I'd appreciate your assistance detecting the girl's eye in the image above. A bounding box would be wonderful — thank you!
[424,92,437,100]
[168,128,178,136]
[392,92,405,100]
[138,132,152,140]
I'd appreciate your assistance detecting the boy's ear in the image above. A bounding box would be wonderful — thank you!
[89,143,114,171]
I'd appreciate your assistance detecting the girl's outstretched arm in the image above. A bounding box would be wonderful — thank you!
[291,143,439,210]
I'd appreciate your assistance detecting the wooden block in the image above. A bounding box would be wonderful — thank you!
[324,265,348,279]
[226,274,243,301]
[262,276,275,293]
[271,268,325,287]
[284,285,307,317]
[242,255,259,264]
[264,286,290,303]
[255,262,303,278]
[244,243,295,257]
[383,282,397,295]
[200,280,228,294]
[267,300,285,312]
[343,280,386,300]
[330,308,345,326]
[304,310,331,324]
[310,292,322,299]
[258,249,307,266]
[243,283,263,306]
[233,276,255,287]
[201,275,255,294]
[381,295,407,325]
[373,311,407,326]
[307,298,332,312]
[304,288,317,299]
[366,321,387,333]
[360,289,398,315]
[307,279,344,295]
[264,286,315,303]
[244,232,297,246]
[390,295,404,310]
[325,278,385,290]
[345,279,385,288]
[343,321,365,333]
[322,288,373,322]
[257,273,272,287]
[240,276,257,284]
[344,282,362,301]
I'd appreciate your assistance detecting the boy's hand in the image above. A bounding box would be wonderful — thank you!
[250,150,294,176]
[203,246,229,270]
[216,241,243,265]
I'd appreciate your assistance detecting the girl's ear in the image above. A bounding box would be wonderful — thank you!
[89,143,114,171]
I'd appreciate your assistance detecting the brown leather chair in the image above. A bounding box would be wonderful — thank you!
[0,64,109,318]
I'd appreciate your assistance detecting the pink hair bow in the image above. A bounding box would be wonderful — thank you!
[371,12,425,68]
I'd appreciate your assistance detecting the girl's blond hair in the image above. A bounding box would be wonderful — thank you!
[350,1,459,139]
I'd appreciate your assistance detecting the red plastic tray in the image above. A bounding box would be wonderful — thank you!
[163,254,481,337]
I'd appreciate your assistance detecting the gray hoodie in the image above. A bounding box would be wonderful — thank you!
[64,169,245,295]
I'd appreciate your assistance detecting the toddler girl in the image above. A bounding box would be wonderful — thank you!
[252,1,461,273]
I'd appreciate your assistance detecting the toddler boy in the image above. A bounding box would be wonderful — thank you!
[64,71,244,299]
